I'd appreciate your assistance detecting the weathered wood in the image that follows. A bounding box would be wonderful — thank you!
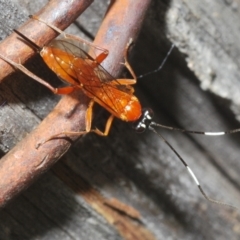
[0,0,240,240]
[0,0,95,207]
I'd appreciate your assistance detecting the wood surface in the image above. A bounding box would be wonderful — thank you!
[0,0,240,239]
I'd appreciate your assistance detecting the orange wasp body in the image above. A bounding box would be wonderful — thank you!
[41,39,141,123]
[1,17,142,135]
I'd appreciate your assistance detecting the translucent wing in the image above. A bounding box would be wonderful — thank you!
[45,39,135,117]
[48,38,133,90]
[50,35,107,62]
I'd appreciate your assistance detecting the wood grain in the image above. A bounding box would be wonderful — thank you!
[0,0,240,240]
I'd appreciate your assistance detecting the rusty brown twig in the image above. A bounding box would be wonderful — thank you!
[0,0,93,81]
[0,0,151,207]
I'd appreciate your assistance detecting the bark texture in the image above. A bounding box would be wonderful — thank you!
[0,0,240,240]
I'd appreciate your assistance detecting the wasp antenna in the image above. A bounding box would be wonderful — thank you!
[132,108,238,209]
[150,122,240,136]
[149,125,238,210]
[137,43,175,79]
[13,29,42,52]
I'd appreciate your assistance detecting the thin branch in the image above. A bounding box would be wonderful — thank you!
[0,0,93,82]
